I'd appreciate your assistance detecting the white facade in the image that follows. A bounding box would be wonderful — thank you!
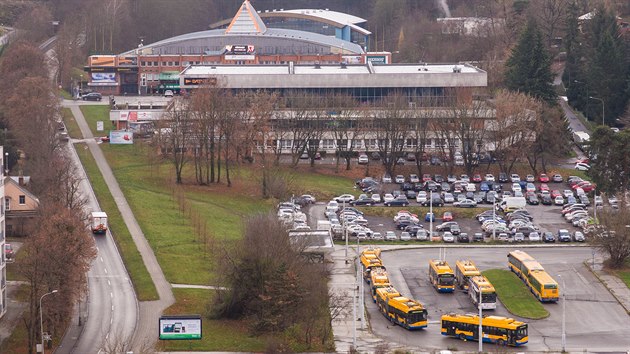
[0,146,6,318]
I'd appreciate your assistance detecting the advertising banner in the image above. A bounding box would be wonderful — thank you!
[91,72,117,83]
[89,55,116,67]
[159,316,202,340]
[109,131,133,144]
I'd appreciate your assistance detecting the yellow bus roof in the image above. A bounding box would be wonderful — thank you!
[371,274,390,286]
[361,255,383,268]
[388,296,425,313]
[509,250,546,271]
[456,260,481,276]
[530,270,559,286]
[442,313,526,329]
[429,259,454,274]
[375,286,401,300]
[361,247,381,258]
[469,275,495,293]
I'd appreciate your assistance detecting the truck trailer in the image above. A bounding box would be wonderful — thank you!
[90,211,108,234]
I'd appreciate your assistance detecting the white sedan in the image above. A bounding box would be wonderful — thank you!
[334,194,355,203]
[512,183,522,193]
[575,162,590,171]
[383,194,395,203]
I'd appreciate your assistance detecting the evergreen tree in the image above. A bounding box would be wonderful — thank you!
[588,127,630,194]
[563,1,586,107]
[584,7,629,125]
[505,19,557,105]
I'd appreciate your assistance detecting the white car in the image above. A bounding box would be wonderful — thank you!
[574,231,585,242]
[563,190,574,199]
[484,174,495,182]
[358,154,369,164]
[371,194,382,203]
[382,174,392,183]
[510,174,521,183]
[442,231,455,243]
[164,89,174,97]
[383,193,395,203]
[575,162,590,171]
[334,194,355,203]
[400,232,412,241]
[326,201,339,213]
[512,183,522,193]
[371,232,384,240]
[395,175,405,184]
[416,191,428,204]
[528,232,541,242]
[385,231,398,241]
[465,183,476,192]
[409,174,420,183]
[554,196,564,205]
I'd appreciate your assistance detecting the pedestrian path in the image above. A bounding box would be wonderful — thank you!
[588,256,630,314]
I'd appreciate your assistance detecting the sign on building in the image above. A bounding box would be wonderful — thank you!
[159,315,202,340]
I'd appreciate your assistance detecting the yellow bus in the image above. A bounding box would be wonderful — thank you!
[507,250,559,302]
[429,260,455,293]
[455,260,481,291]
[370,267,391,302]
[441,313,528,347]
[469,275,497,310]
[376,287,428,330]
[360,248,384,283]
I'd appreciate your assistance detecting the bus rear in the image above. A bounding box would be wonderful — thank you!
[455,260,480,291]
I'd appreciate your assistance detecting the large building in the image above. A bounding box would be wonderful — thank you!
[85,0,387,95]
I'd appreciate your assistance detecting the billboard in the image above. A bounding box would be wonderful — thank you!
[89,55,116,67]
[225,44,255,60]
[109,130,134,144]
[91,72,117,83]
[159,315,202,340]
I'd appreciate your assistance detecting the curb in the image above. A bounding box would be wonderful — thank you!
[584,260,630,316]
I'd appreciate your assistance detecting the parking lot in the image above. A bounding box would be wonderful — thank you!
[368,247,630,351]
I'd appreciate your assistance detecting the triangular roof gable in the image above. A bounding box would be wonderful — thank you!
[4,176,40,205]
[225,0,267,35]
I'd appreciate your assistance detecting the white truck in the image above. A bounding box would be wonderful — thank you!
[497,197,526,213]
[316,220,331,231]
[90,211,108,234]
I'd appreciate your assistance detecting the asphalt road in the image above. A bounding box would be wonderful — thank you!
[59,129,137,352]
[369,247,630,352]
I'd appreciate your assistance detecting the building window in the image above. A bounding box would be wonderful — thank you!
[19,195,25,205]
[153,61,158,66]
[174,61,180,66]
[321,139,335,150]
[141,61,147,66]
[4,197,9,211]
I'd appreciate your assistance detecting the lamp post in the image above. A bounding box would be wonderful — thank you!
[492,198,496,241]
[589,96,605,125]
[429,190,433,241]
[40,290,58,354]
[558,275,566,352]
[79,74,83,93]
[477,282,483,353]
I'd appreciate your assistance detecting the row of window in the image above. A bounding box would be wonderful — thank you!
[262,138,462,150]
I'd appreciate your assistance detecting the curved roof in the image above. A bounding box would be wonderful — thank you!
[210,8,372,36]
[121,28,364,56]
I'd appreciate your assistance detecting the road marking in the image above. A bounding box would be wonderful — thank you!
[110,292,113,298]
[107,280,111,286]
[100,257,103,262]
[110,317,113,324]
[104,268,108,274]
[111,305,114,311]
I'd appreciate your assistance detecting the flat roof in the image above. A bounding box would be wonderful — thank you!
[373,64,480,74]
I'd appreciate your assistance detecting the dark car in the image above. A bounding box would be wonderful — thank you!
[351,198,374,206]
[527,195,540,205]
[384,197,410,207]
[434,175,445,183]
[371,152,381,160]
[82,92,103,101]
[423,181,439,192]
[396,218,416,230]
[457,233,470,243]
[473,233,484,242]
[440,182,451,192]
[405,190,417,199]
[401,182,414,191]
[543,232,555,243]
[421,196,444,207]
[404,225,424,236]
[541,195,553,205]
[498,172,509,183]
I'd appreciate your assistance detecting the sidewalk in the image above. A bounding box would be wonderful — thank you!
[587,255,630,314]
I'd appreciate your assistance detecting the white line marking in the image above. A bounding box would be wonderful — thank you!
[111,305,114,311]
[100,257,104,262]
[107,280,111,286]
[110,292,113,298]
[104,268,108,274]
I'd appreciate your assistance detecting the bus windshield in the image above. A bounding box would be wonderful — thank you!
[482,293,497,302]
[439,274,455,285]
[408,310,427,323]
[544,284,557,289]
[516,325,528,339]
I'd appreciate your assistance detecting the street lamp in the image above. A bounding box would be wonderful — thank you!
[40,290,58,354]
[429,190,434,241]
[589,96,605,125]
[557,275,566,352]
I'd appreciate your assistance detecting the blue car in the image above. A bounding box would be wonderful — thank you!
[479,182,490,192]
[425,212,435,222]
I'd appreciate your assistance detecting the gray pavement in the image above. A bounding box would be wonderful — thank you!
[61,101,175,352]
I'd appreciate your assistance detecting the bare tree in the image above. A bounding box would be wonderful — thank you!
[161,101,192,184]
[589,196,630,268]
[373,94,413,176]
[328,95,363,171]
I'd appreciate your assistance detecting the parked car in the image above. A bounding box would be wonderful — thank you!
[554,196,565,205]
[425,212,435,222]
[552,174,563,183]
[82,92,103,101]
[485,174,495,182]
[447,174,457,183]
[498,172,509,183]
[371,194,382,203]
[528,232,541,242]
[395,175,405,184]
[574,231,585,242]
[358,154,369,164]
[457,233,470,243]
[543,232,555,243]
[4,243,14,260]
[335,194,355,203]
[527,195,540,205]
[513,232,525,242]
[385,231,398,241]
[454,199,477,208]
[442,212,453,222]
[442,231,455,243]
[384,196,410,207]
[400,231,412,241]
[510,174,521,183]
[558,229,572,242]
[351,198,374,206]
[434,175,445,183]
[575,162,590,171]
[164,89,174,97]
[443,193,455,203]
[382,174,392,183]
[416,230,429,241]
[371,232,383,240]
[538,174,550,183]
[525,174,535,183]
[409,174,420,183]
[473,233,484,242]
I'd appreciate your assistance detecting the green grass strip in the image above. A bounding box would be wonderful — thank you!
[76,143,159,301]
[61,107,82,139]
[80,105,111,136]
[483,269,549,320]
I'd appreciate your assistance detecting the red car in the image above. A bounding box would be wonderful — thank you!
[538,174,550,183]
[442,212,454,222]
[472,174,482,183]
[422,174,432,182]
[539,183,550,192]
[551,190,562,198]
[573,181,596,192]
[576,158,590,164]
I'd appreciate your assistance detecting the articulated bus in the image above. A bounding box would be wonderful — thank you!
[429,260,455,293]
[469,275,497,310]
[441,313,528,347]
[455,260,481,291]
[370,267,391,302]
[507,250,559,302]
[360,248,384,283]
[376,287,428,330]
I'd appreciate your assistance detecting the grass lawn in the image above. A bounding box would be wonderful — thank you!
[80,105,111,136]
[76,143,159,301]
[61,107,82,139]
[158,289,269,352]
[483,269,549,320]
[359,206,491,220]
[614,267,630,289]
